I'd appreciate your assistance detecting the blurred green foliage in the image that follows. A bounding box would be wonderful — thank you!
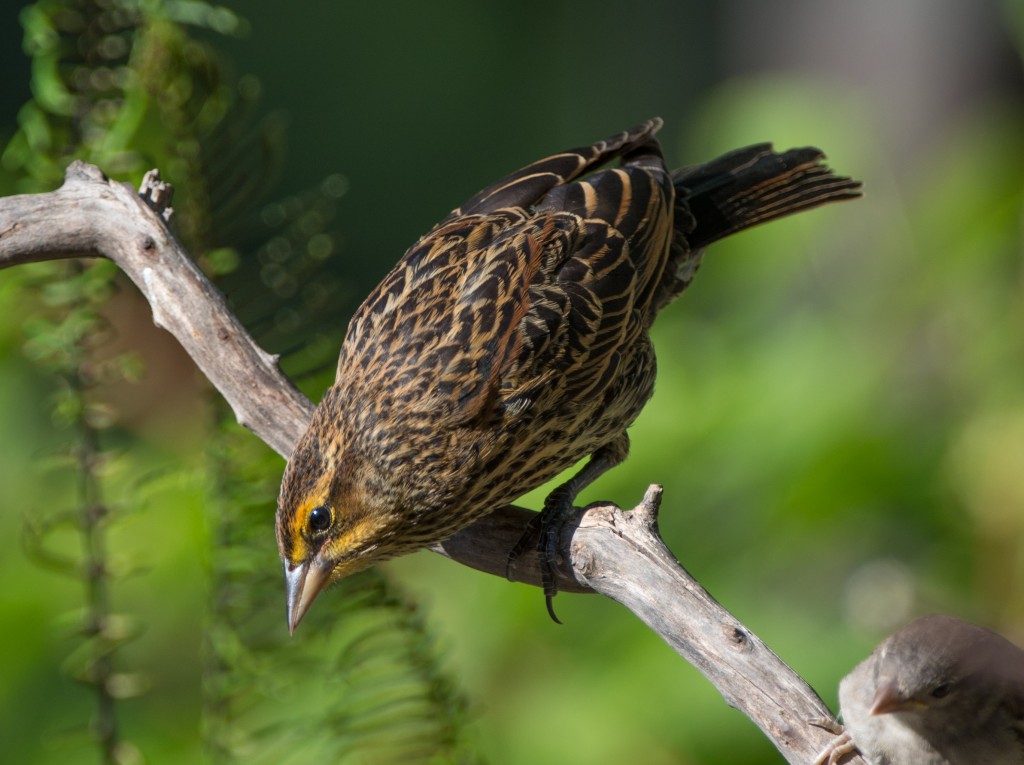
[1,1,1023,764]
[2,2,473,764]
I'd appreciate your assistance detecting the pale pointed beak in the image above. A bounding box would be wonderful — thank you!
[870,681,924,715]
[285,559,331,634]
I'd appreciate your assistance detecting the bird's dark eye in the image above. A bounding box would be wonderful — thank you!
[930,683,952,699]
[307,505,333,535]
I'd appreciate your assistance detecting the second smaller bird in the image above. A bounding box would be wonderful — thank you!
[816,614,1024,765]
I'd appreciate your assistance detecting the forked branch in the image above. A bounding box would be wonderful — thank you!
[0,164,865,765]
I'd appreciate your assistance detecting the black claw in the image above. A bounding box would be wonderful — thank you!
[539,548,562,624]
[545,593,562,625]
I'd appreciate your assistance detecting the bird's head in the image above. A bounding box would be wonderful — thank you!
[868,614,999,724]
[275,405,400,633]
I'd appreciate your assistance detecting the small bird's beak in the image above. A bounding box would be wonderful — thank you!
[870,681,926,715]
[285,559,330,634]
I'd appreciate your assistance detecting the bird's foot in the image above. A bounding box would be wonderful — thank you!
[809,718,857,765]
[505,511,543,579]
[506,489,576,624]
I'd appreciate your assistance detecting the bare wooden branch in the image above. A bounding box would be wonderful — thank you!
[0,164,866,765]
[0,162,312,457]
[573,487,868,764]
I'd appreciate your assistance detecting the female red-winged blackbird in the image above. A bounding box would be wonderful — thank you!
[276,118,860,631]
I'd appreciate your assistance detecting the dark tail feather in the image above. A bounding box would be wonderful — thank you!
[674,144,862,251]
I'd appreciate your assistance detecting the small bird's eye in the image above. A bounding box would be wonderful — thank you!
[930,683,952,699]
[307,505,333,535]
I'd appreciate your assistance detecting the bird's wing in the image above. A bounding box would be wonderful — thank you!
[446,118,663,218]
[496,142,674,411]
[338,121,675,426]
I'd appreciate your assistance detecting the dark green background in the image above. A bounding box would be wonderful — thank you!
[1,1,1022,763]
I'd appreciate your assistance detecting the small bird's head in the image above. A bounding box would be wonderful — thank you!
[276,403,401,633]
[868,614,1003,725]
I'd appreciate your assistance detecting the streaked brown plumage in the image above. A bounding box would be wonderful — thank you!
[277,118,861,631]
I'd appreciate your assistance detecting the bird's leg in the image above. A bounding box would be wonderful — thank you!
[507,433,630,623]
